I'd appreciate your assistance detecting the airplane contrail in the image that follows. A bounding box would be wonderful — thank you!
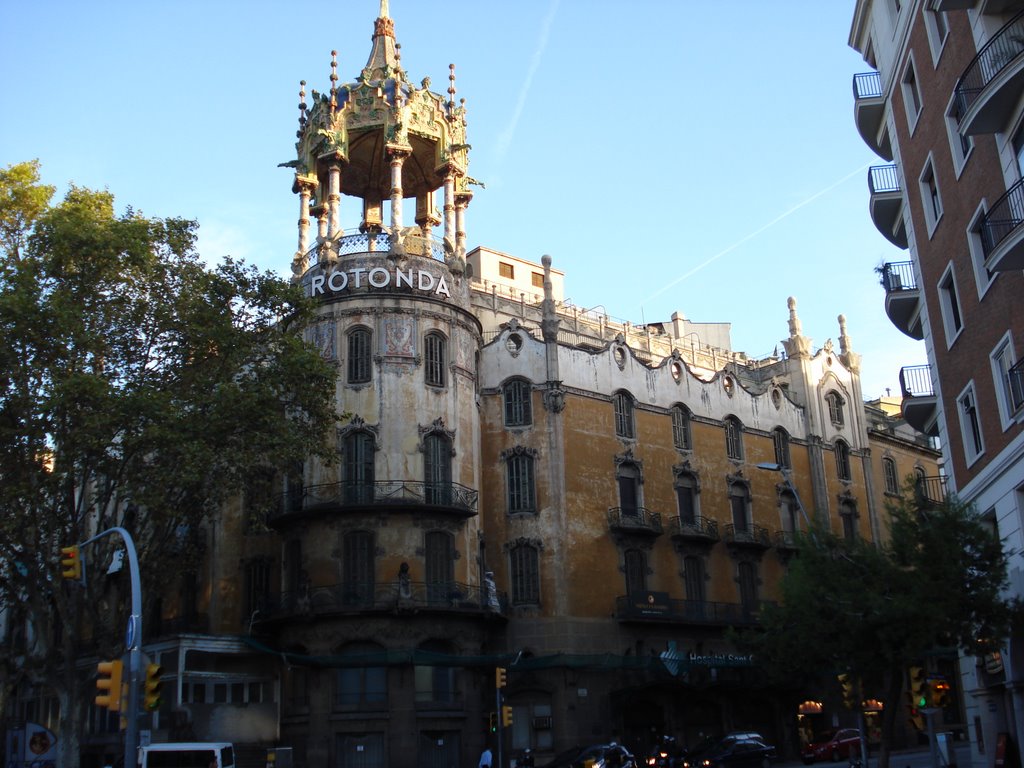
[642,162,872,304]
[495,0,560,163]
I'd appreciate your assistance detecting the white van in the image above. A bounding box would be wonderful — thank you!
[139,742,236,768]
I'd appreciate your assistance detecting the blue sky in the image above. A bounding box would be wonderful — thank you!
[0,1,921,401]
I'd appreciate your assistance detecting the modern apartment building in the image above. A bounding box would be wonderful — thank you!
[850,1,1024,765]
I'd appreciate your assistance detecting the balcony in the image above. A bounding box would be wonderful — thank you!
[667,516,720,545]
[1010,359,1024,414]
[773,530,802,553]
[880,261,924,340]
[722,523,771,552]
[931,0,975,8]
[980,177,1024,272]
[914,475,950,507]
[899,365,940,437]
[869,165,908,248]
[853,72,893,160]
[955,10,1024,135]
[614,594,772,626]
[255,580,507,624]
[268,480,479,524]
[607,506,663,537]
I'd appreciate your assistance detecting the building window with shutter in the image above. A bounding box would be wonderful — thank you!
[672,405,692,450]
[835,440,852,482]
[505,448,537,515]
[725,416,744,460]
[347,327,372,384]
[424,332,447,387]
[613,391,636,439]
[510,543,540,605]
[503,378,532,426]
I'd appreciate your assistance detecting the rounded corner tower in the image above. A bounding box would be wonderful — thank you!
[262,4,494,763]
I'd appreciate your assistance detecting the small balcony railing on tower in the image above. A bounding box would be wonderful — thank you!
[303,228,448,264]
[607,507,663,535]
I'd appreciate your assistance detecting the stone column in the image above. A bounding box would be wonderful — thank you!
[387,146,410,236]
[297,181,313,256]
[327,163,342,239]
[454,191,472,257]
[443,171,456,248]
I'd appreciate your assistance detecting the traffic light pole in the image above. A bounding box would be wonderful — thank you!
[81,527,143,768]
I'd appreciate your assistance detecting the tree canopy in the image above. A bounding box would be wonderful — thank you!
[0,160,339,762]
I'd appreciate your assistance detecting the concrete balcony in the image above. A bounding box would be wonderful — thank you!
[869,165,908,248]
[607,506,663,538]
[899,365,940,438]
[722,523,772,552]
[980,177,1024,272]
[880,261,924,340]
[955,10,1024,135]
[268,480,479,525]
[667,515,719,546]
[853,72,893,160]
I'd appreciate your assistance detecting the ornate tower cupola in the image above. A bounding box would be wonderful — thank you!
[287,0,474,279]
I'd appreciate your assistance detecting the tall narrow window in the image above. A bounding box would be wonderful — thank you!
[617,462,641,517]
[920,160,943,233]
[244,561,269,618]
[347,327,372,384]
[342,531,375,606]
[506,450,536,514]
[990,336,1018,427]
[738,561,759,614]
[826,392,846,427]
[415,640,456,704]
[780,492,799,536]
[510,543,540,605]
[624,549,647,595]
[730,483,750,533]
[424,433,452,505]
[835,440,852,482]
[613,391,636,439]
[671,405,692,450]
[958,384,984,463]
[335,642,387,709]
[882,457,899,495]
[503,378,532,426]
[902,58,922,128]
[425,531,454,604]
[683,556,706,605]
[725,416,744,460]
[344,431,375,505]
[424,332,447,387]
[772,428,791,468]
[939,266,963,345]
[840,500,858,542]
[675,472,699,525]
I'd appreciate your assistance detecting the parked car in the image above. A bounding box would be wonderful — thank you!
[541,743,637,768]
[801,729,862,764]
[692,739,776,768]
[682,735,766,768]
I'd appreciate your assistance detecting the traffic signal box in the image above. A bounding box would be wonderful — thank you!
[907,666,928,730]
[60,545,81,580]
[837,673,856,710]
[929,676,950,708]
[144,662,163,711]
[96,660,124,712]
[502,704,514,727]
[496,667,507,688]
[489,712,498,733]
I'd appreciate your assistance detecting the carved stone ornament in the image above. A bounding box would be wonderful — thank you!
[543,381,566,413]
[337,415,381,448]
[613,449,643,482]
[418,417,456,453]
[500,445,539,462]
[502,536,544,553]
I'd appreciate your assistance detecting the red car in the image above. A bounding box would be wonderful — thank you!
[801,729,862,764]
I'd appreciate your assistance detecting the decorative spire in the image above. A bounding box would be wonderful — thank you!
[781,296,812,359]
[329,50,339,112]
[379,0,389,18]
[365,0,398,77]
[448,64,457,115]
[837,314,861,373]
[297,80,307,139]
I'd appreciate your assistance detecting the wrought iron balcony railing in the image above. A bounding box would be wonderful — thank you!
[722,523,771,548]
[607,506,663,535]
[869,164,901,195]
[899,365,935,398]
[270,480,479,521]
[955,9,1024,126]
[773,530,802,551]
[667,516,719,542]
[880,261,918,293]
[914,475,949,507]
[980,177,1024,262]
[302,228,447,264]
[614,595,774,626]
[256,580,507,622]
[853,71,882,101]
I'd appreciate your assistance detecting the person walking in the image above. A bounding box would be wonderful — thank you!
[479,746,493,768]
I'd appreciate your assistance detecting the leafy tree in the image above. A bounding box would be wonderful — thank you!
[0,160,339,765]
[740,489,1019,768]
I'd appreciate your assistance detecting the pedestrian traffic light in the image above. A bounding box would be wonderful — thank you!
[496,667,507,688]
[930,676,950,708]
[144,662,163,711]
[489,711,498,733]
[96,660,123,712]
[502,704,514,727]
[837,673,855,710]
[909,666,929,709]
[60,545,81,580]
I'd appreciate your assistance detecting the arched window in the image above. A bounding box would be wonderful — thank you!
[424,433,452,505]
[503,378,532,426]
[506,450,536,514]
[424,331,447,387]
[772,427,791,469]
[343,431,375,505]
[674,471,700,525]
[725,416,744,460]
[671,405,692,450]
[347,327,372,384]
[342,530,375,606]
[613,391,636,439]
[826,391,846,427]
[624,548,647,595]
[510,543,540,605]
[415,639,456,704]
[835,439,852,482]
[882,457,899,495]
[840,498,858,542]
[335,641,387,709]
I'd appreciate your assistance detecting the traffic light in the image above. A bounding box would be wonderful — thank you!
[489,712,498,733]
[60,545,81,580]
[837,673,855,710]
[907,666,926,730]
[496,667,507,688]
[502,704,514,727]
[96,660,123,712]
[144,662,163,711]
[930,676,951,708]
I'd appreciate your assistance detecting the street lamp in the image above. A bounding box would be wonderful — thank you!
[756,462,816,543]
